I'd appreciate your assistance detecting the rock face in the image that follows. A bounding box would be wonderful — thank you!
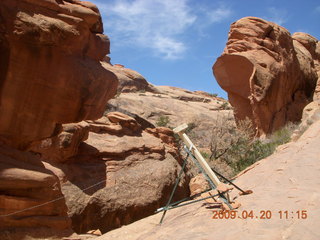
[0,0,119,237]
[28,121,90,163]
[292,33,320,101]
[103,63,159,93]
[213,17,319,135]
[108,85,233,154]
[0,145,71,238]
[39,112,188,234]
[0,0,118,148]
[0,1,192,237]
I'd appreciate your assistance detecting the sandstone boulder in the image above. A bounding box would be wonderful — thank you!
[189,174,209,196]
[291,101,320,141]
[103,63,158,93]
[37,112,189,234]
[213,17,319,135]
[0,0,118,148]
[0,145,72,238]
[28,121,90,162]
[292,32,320,101]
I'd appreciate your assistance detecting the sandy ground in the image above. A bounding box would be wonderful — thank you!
[96,120,320,240]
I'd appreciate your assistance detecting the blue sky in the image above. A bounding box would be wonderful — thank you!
[90,0,320,99]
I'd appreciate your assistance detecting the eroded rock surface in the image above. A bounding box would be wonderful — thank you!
[96,119,320,240]
[41,112,188,234]
[0,145,71,238]
[213,17,319,135]
[103,63,159,93]
[0,0,118,148]
[0,0,118,237]
[292,32,320,101]
[108,85,233,155]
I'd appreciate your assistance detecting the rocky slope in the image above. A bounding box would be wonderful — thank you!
[213,17,320,136]
[96,109,320,240]
[105,64,233,153]
[29,112,188,234]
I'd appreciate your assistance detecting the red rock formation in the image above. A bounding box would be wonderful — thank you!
[213,17,319,135]
[189,174,209,196]
[28,121,90,162]
[0,145,71,237]
[40,112,188,234]
[0,0,118,149]
[0,0,118,237]
[292,32,320,101]
[103,62,159,93]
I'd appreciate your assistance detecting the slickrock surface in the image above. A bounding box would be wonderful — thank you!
[38,112,188,234]
[0,0,118,148]
[96,119,320,240]
[108,85,232,151]
[103,63,159,93]
[213,17,319,135]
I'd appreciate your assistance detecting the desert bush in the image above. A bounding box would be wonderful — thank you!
[219,102,231,110]
[208,93,218,97]
[186,122,197,133]
[200,151,210,160]
[156,115,170,127]
[209,117,298,175]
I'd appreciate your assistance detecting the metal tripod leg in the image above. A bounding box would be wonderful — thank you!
[159,151,189,224]
[184,146,233,210]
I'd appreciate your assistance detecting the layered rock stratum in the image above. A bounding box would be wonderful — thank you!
[213,17,320,135]
[0,1,191,238]
[0,0,118,149]
[107,72,232,152]
[0,0,118,237]
[30,112,188,234]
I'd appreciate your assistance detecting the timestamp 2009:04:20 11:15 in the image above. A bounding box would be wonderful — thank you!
[212,210,308,220]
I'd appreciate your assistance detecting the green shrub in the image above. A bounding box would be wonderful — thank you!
[156,116,170,127]
[209,93,218,97]
[210,118,298,175]
[220,102,230,110]
[200,151,210,160]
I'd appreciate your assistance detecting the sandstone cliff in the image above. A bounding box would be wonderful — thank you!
[0,0,118,237]
[0,1,190,238]
[0,0,118,149]
[213,17,320,135]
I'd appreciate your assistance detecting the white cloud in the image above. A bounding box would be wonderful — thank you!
[93,0,233,60]
[98,0,196,59]
[153,36,186,60]
[207,6,233,23]
[264,7,288,26]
